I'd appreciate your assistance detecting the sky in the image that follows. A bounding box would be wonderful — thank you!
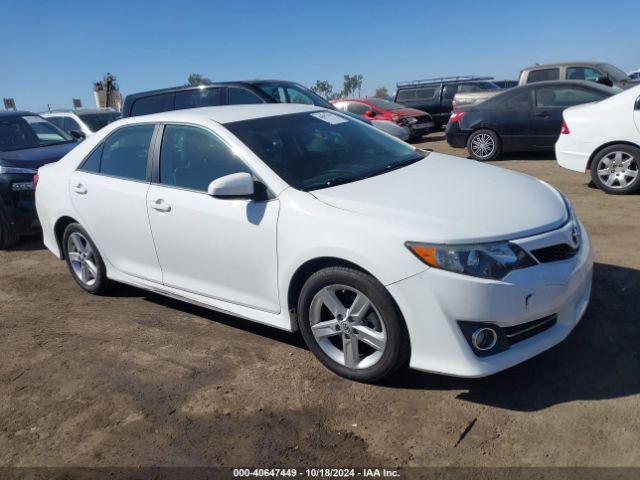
[1,0,638,112]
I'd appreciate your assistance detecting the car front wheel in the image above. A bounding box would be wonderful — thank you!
[590,145,640,194]
[62,223,110,294]
[297,267,410,383]
[467,129,501,161]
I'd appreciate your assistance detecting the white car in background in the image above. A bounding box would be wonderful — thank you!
[556,85,640,194]
[43,109,122,138]
[36,104,593,382]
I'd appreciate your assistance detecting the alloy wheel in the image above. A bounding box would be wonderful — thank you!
[596,151,639,189]
[470,133,495,159]
[67,232,98,287]
[309,285,387,370]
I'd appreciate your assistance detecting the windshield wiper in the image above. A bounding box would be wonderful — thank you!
[306,175,365,191]
[360,155,424,180]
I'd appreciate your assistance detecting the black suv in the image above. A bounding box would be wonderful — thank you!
[123,80,336,117]
[0,112,78,248]
[394,76,501,127]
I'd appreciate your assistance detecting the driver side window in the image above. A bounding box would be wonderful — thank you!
[159,125,251,192]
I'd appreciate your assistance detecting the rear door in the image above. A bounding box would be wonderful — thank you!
[532,85,609,148]
[492,89,534,150]
[69,124,162,282]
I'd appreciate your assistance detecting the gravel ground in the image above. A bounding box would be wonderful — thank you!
[0,133,638,468]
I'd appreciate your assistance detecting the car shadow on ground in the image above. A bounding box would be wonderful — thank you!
[381,262,640,411]
[7,235,45,251]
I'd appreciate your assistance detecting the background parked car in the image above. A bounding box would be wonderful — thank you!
[493,80,518,89]
[0,111,78,248]
[394,76,501,127]
[446,80,616,161]
[43,109,121,138]
[556,85,640,194]
[629,69,640,80]
[332,98,433,140]
[518,62,638,89]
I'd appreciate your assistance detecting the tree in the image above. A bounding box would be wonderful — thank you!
[374,86,389,98]
[342,74,364,98]
[187,73,212,86]
[310,80,335,100]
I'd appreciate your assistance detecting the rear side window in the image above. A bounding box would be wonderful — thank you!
[100,125,155,181]
[535,86,607,108]
[159,125,250,192]
[526,68,560,83]
[501,90,533,110]
[130,94,174,116]
[347,102,370,115]
[174,88,224,110]
[228,88,265,105]
[80,144,103,173]
[397,87,437,102]
[443,84,459,99]
[566,67,602,82]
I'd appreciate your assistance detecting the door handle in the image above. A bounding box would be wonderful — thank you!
[148,199,171,213]
[535,111,551,118]
[72,183,87,195]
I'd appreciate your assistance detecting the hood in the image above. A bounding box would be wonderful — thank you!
[620,79,640,90]
[0,142,77,170]
[311,153,567,243]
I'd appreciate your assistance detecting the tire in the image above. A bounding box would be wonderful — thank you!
[297,266,410,383]
[590,144,640,195]
[0,214,19,250]
[466,129,501,161]
[62,223,110,294]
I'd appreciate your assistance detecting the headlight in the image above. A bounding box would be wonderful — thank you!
[0,166,38,175]
[406,241,537,280]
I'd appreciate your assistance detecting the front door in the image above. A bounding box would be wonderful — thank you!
[69,124,162,282]
[146,124,280,313]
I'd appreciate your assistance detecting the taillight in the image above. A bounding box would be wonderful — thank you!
[33,173,39,189]
[561,120,570,134]
[449,111,465,123]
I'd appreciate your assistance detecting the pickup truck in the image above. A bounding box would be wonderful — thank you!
[393,76,500,128]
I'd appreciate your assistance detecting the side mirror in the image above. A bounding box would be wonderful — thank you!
[70,130,86,140]
[207,172,254,198]
[365,109,376,117]
[596,76,613,87]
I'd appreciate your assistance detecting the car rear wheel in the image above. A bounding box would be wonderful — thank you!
[62,223,110,294]
[590,145,640,195]
[297,267,410,383]
[467,129,501,161]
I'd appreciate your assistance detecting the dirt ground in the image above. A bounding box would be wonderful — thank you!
[1,132,639,469]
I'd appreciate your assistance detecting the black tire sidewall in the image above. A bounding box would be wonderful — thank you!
[467,128,501,161]
[297,267,409,383]
[590,145,640,195]
[62,223,109,294]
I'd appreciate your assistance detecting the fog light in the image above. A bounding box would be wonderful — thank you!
[471,328,498,351]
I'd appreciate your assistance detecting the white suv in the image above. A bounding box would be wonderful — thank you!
[43,109,121,138]
[36,104,593,382]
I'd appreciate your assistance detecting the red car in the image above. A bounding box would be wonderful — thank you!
[332,97,435,139]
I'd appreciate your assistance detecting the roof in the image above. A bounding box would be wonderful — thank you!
[522,62,606,70]
[124,79,296,99]
[119,103,324,125]
[0,110,37,118]
[514,79,617,92]
[43,108,118,115]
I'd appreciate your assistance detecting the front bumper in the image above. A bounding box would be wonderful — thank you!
[387,221,593,377]
[0,174,39,237]
[445,122,467,148]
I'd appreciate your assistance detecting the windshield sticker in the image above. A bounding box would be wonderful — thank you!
[310,111,348,125]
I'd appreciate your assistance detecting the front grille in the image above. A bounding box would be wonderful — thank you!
[503,314,557,344]
[531,243,578,263]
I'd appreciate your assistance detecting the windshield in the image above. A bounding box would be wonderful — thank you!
[226,111,425,191]
[78,111,122,132]
[598,64,629,82]
[364,98,407,110]
[0,115,74,152]
[254,82,335,109]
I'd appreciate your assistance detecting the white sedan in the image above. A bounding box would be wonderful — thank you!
[36,104,593,382]
[556,85,640,194]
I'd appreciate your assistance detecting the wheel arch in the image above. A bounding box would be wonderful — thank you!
[53,215,79,260]
[587,140,640,170]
